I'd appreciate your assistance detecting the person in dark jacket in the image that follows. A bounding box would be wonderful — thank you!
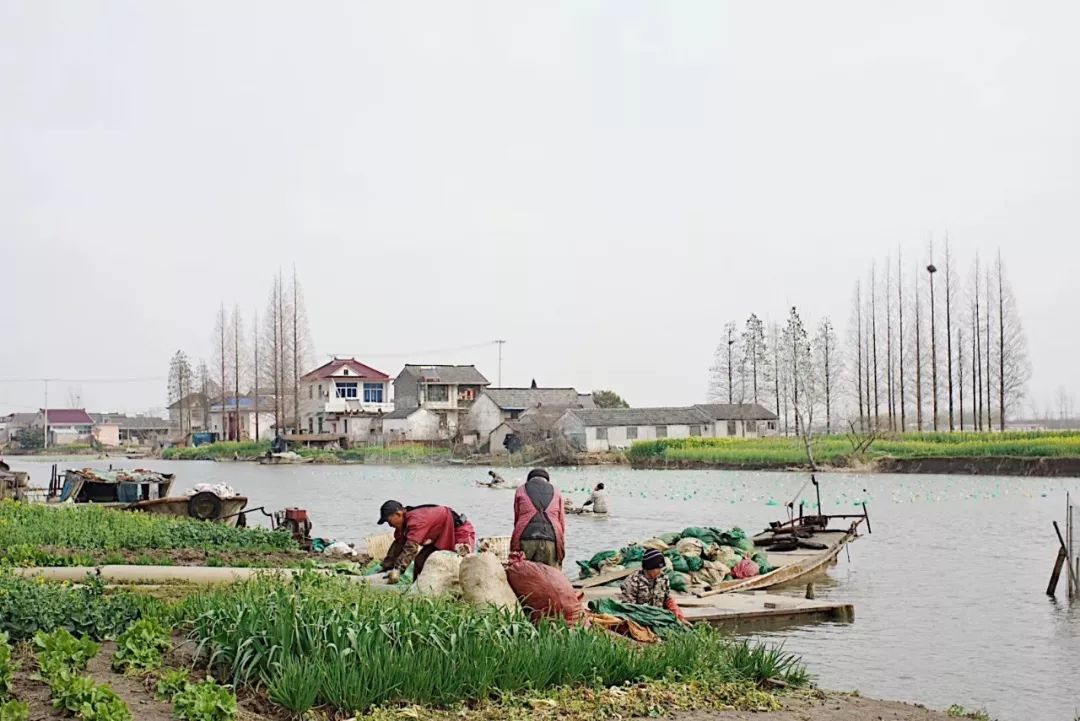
[620,549,688,624]
[509,468,566,568]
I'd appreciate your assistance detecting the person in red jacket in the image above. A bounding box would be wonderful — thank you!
[377,500,475,581]
[510,468,566,568]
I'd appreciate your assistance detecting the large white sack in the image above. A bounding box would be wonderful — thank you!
[410,551,462,597]
[675,538,705,558]
[459,552,519,612]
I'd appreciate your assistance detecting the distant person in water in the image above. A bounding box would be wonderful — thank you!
[484,470,507,487]
[581,483,608,514]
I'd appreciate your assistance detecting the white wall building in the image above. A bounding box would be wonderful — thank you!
[391,365,489,440]
[299,358,395,442]
[466,387,594,449]
[693,404,779,438]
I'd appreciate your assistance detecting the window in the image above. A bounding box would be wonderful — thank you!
[689,424,702,437]
[363,383,384,403]
[318,417,324,433]
[318,384,323,398]
[746,419,758,433]
[427,384,449,402]
[727,420,737,436]
[767,420,777,431]
[343,419,348,434]
[626,426,638,440]
[308,386,313,399]
[308,418,314,433]
[336,382,358,399]
[595,427,608,440]
[655,426,668,438]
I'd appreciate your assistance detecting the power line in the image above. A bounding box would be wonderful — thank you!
[324,341,500,359]
[0,377,166,384]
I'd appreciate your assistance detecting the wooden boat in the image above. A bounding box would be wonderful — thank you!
[54,468,175,506]
[258,452,313,465]
[474,481,518,490]
[132,495,249,527]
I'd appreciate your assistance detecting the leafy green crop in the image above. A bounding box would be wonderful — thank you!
[111,618,172,673]
[154,669,191,702]
[0,700,28,721]
[172,679,237,721]
[0,634,16,701]
[49,672,132,721]
[0,501,297,560]
[33,628,100,681]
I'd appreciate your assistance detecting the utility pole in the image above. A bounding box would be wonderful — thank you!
[43,379,49,450]
[494,340,506,387]
[727,328,735,404]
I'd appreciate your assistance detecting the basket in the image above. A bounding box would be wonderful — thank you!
[364,531,396,561]
[478,535,511,562]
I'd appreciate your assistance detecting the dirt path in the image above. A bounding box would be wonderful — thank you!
[677,692,956,720]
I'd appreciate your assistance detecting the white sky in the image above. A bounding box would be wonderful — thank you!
[1,1,1077,416]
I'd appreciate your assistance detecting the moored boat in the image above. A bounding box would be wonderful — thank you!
[259,452,313,465]
[132,494,249,527]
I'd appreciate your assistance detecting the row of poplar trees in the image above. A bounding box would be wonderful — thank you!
[708,240,1030,435]
[167,267,312,441]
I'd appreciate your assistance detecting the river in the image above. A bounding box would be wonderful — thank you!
[7,458,1079,721]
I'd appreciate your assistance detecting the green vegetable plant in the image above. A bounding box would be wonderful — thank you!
[172,679,237,721]
[0,700,28,721]
[111,619,172,673]
[49,673,131,721]
[154,669,191,701]
[0,633,17,701]
[33,628,100,681]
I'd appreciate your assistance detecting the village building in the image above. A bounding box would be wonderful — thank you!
[167,392,214,436]
[90,414,176,446]
[390,365,489,441]
[208,395,277,442]
[298,358,394,442]
[32,409,96,445]
[557,407,714,452]
[0,413,36,445]
[692,403,779,437]
[465,387,595,452]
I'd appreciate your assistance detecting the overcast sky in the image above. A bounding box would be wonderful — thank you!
[1,1,1077,417]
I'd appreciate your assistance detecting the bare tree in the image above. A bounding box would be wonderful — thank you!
[914,260,924,431]
[231,306,245,440]
[213,304,229,440]
[741,314,768,405]
[264,276,283,435]
[927,239,939,432]
[815,317,838,434]
[957,326,965,431]
[885,256,895,431]
[853,282,865,432]
[66,386,83,409]
[971,309,978,430]
[897,245,906,431]
[985,265,994,429]
[782,307,809,435]
[252,308,260,442]
[197,360,212,429]
[870,265,880,429]
[944,235,955,431]
[971,254,983,431]
[1057,387,1075,422]
[285,265,313,434]
[996,250,1030,430]
[167,350,193,437]
[709,321,741,403]
[768,322,783,432]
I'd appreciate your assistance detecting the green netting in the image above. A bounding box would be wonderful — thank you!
[619,545,645,564]
[684,555,704,573]
[667,571,689,593]
[717,527,754,552]
[589,598,682,630]
[679,527,719,545]
[588,598,683,630]
[658,532,681,545]
[576,561,595,578]
[751,552,774,574]
[664,550,689,574]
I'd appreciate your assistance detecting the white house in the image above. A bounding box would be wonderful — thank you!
[692,404,779,438]
[33,409,96,445]
[299,358,395,442]
[208,396,276,442]
[391,365,490,440]
[466,387,595,452]
[557,407,715,452]
[382,407,441,441]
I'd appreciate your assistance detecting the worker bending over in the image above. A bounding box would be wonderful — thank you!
[510,468,566,568]
[620,549,688,624]
[377,500,476,582]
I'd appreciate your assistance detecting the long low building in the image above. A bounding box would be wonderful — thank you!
[557,403,778,452]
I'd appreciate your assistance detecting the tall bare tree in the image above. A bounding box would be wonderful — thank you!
[957,325,965,431]
[897,245,906,431]
[741,314,767,405]
[213,304,229,440]
[197,360,212,429]
[264,276,283,435]
[231,306,245,440]
[914,260,924,430]
[783,307,809,435]
[853,282,865,431]
[815,317,837,434]
[944,236,955,431]
[709,321,741,403]
[768,322,783,431]
[972,253,983,430]
[885,256,895,431]
[167,350,193,437]
[252,308,260,442]
[985,265,994,429]
[927,239,940,432]
[996,250,1030,430]
[870,265,880,429]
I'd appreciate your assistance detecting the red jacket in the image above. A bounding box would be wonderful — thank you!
[511,480,566,559]
[394,506,457,551]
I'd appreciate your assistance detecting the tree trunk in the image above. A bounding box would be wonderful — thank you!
[897,247,906,431]
[824,331,832,434]
[254,308,260,442]
[219,305,227,441]
[856,283,865,432]
[292,265,301,434]
[997,251,1006,431]
[985,268,993,430]
[871,267,880,429]
[914,266,923,431]
[958,326,965,431]
[974,256,983,431]
[945,237,954,431]
[886,258,895,431]
[234,307,240,442]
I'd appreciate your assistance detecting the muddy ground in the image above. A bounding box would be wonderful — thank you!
[689,692,959,720]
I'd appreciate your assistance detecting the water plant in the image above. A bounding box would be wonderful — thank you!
[111,618,172,673]
[172,679,237,721]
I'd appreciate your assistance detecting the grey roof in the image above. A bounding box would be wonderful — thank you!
[566,407,713,427]
[384,406,426,420]
[482,388,592,410]
[2,413,36,426]
[693,403,779,421]
[90,414,177,430]
[400,365,490,385]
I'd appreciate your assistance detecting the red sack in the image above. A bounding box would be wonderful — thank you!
[732,558,760,579]
[504,559,584,624]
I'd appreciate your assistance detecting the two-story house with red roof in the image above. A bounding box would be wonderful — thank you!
[298,358,394,441]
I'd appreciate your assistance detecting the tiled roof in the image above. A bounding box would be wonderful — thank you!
[399,365,490,385]
[209,396,277,413]
[42,409,95,425]
[302,358,390,382]
[693,403,779,421]
[384,406,425,420]
[565,407,713,427]
[90,414,176,430]
[482,388,592,410]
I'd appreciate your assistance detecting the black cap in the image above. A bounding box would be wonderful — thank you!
[527,468,549,481]
[642,549,666,571]
[378,500,404,525]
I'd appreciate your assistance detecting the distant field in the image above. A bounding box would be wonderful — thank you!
[625,431,1080,467]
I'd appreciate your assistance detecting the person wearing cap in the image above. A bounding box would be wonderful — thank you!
[619,549,689,625]
[377,501,476,582]
[510,468,566,568]
[581,483,608,514]
[483,470,507,487]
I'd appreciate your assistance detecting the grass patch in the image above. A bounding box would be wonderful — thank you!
[626,431,1080,467]
[177,573,808,714]
[162,441,268,460]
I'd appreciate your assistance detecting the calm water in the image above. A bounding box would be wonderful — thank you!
[8,458,1080,721]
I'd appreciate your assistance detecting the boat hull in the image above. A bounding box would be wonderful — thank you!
[131,496,249,526]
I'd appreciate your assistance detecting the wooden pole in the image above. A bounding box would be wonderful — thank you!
[1048,547,1067,596]
[1052,521,1075,597]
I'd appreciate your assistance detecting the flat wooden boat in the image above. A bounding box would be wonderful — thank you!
[258,453,313,465]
